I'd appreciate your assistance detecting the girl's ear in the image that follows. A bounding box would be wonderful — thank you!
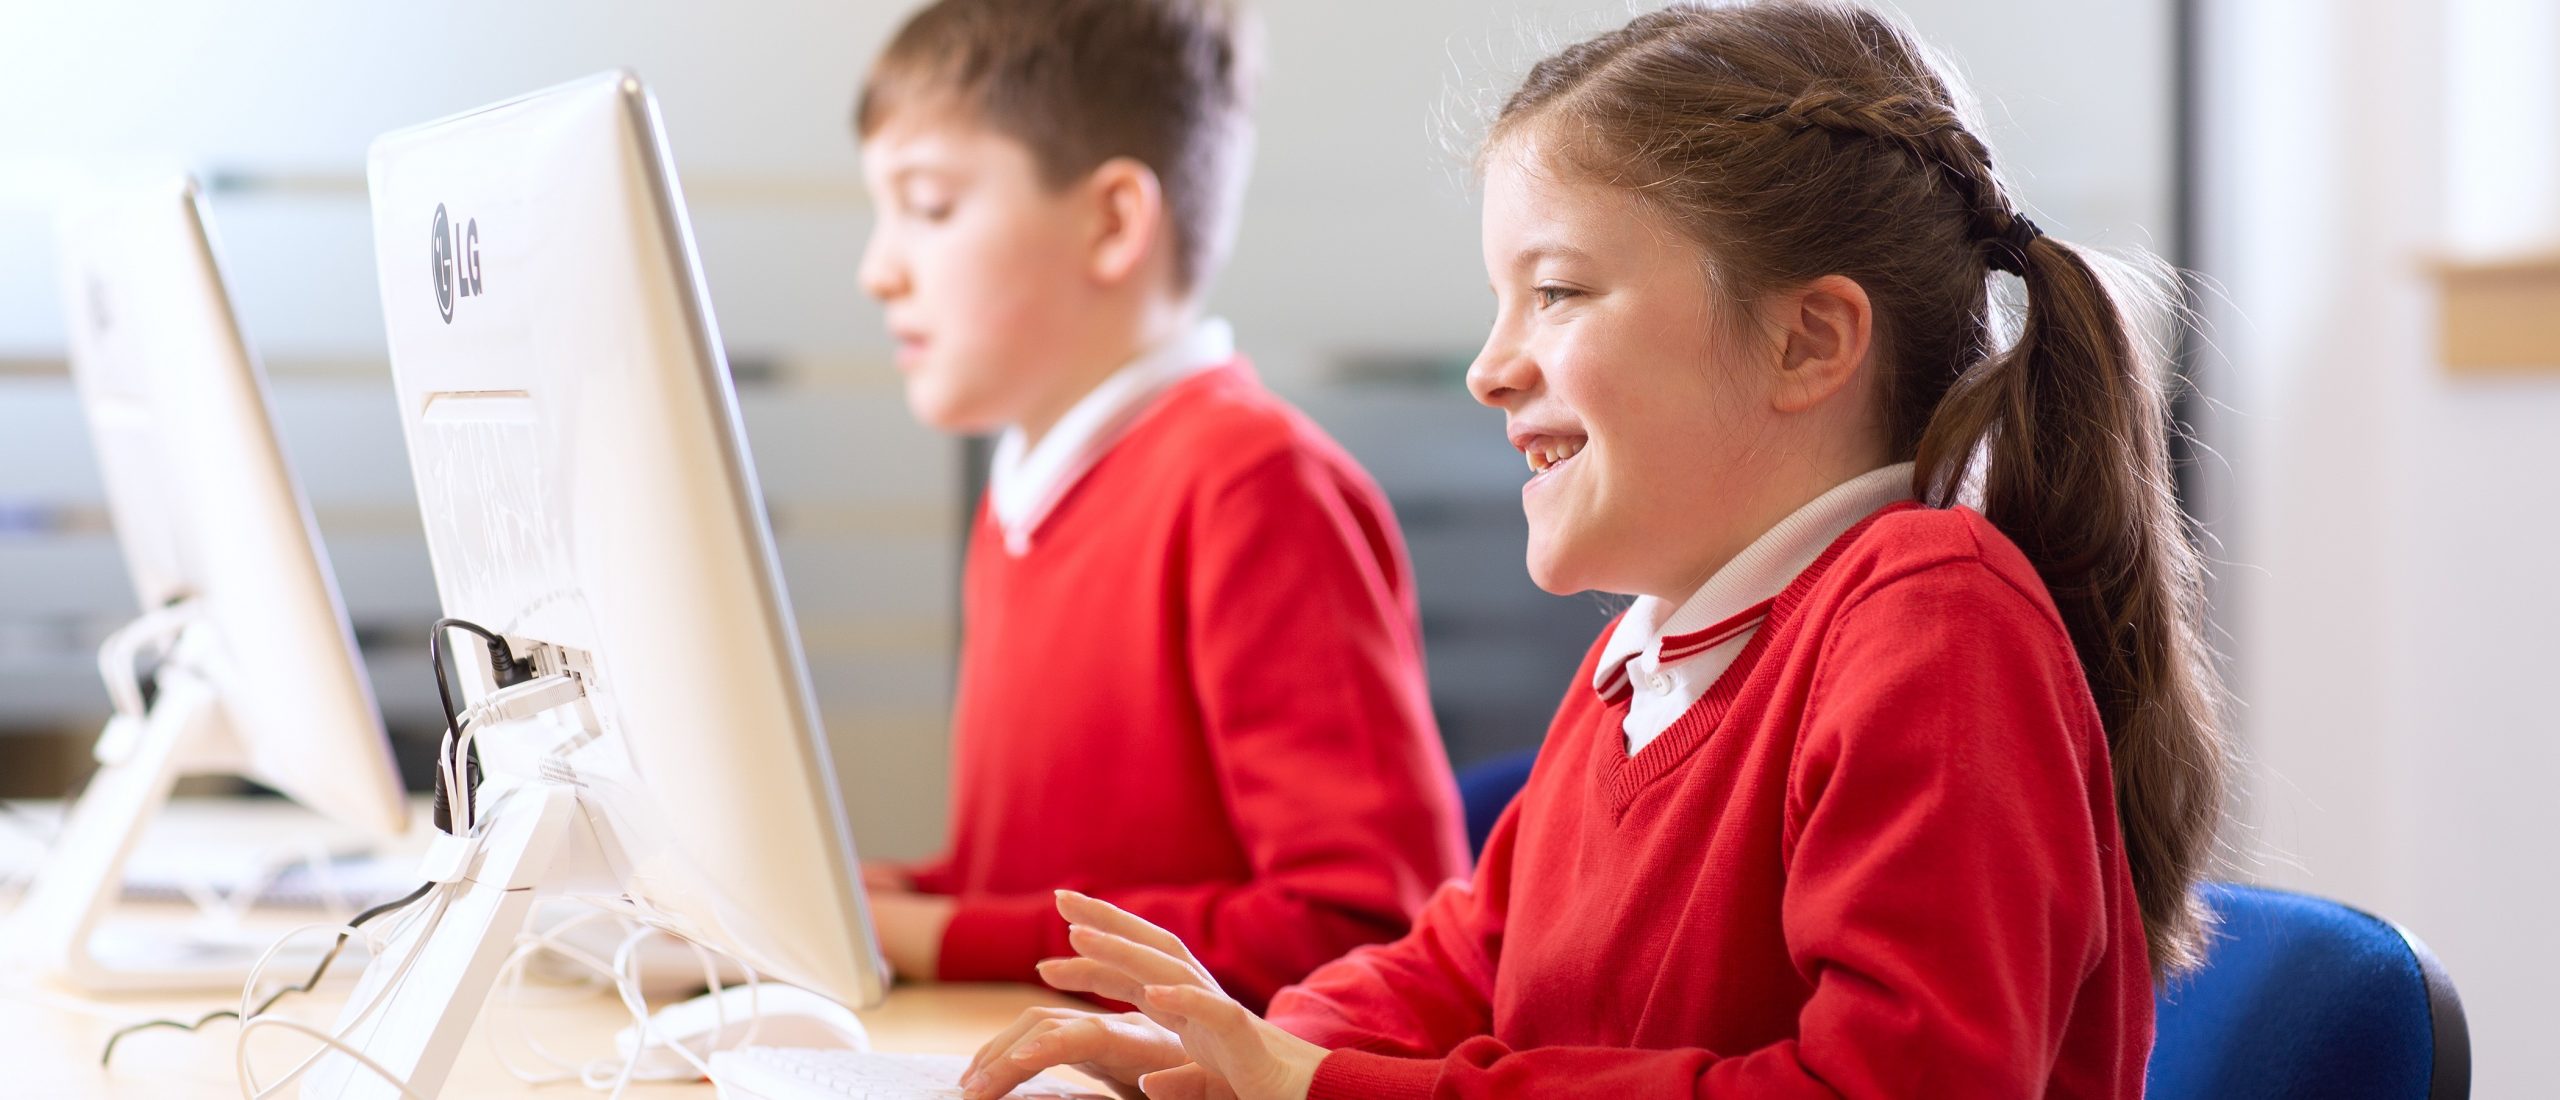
[1768,274,1874,413]
[1084,156,1166,287]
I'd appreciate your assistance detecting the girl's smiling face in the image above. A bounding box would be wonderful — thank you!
[1468,138,1878,602]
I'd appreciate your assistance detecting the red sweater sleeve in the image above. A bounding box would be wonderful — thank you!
[937,447,1468,1009]
[1297,559,2124,1099]
[1264,794,1521,1056]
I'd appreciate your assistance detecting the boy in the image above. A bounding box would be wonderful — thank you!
[851,0,1469,1010]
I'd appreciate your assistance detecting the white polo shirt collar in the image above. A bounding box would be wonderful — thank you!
[988,317,1236,555]
[1593,462,1917,754]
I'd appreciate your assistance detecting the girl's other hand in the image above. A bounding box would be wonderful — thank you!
[960,1007,1190,1100]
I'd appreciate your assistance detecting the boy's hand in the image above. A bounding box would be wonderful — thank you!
[862,860,914,893]
[1032,890,1324,1100]
[867,890,954,982]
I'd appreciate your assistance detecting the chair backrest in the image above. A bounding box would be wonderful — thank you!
[1454,747,1538,857]
[2147,882,2469,1100]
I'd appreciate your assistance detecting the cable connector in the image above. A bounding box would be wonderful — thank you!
[442,674,585,835]
[462,673,586,727]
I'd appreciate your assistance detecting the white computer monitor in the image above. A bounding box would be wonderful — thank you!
[11,178,409,992]
[307,72,883,1098]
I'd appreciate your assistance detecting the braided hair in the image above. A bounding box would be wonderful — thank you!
[1489,0,2227,977]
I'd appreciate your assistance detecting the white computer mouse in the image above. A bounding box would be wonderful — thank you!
[515,901,755,999]
[618,982,870,1077]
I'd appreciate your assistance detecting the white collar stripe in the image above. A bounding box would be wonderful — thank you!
[1654,599,1772,663]
[1586,463,1917,753]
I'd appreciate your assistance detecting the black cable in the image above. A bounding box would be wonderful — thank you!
[98,880,436,1067]
[429,618,526,834]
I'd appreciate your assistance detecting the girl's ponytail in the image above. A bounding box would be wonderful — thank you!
[1915,219,2227,974]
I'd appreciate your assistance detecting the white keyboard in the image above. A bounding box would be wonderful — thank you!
[707,1047,1103,1100]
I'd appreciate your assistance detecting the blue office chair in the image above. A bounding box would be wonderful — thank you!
[1454,747,1538,856]
[2148,882,2469,1100]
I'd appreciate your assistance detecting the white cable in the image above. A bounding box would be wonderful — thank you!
[236,919,365,1027]
[232,881,454,1099]
[436,718,476,834]
[235,1016,430,1100]
[477,903,766,1093]
[484,906,628,1085]
[589,925,709,1096]
[237,891,447,1099]
[591,926,659,1099]
[232,914,399,1097]
[444,675,582,833]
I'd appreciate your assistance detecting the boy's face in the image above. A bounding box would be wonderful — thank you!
[859,108,1094,433]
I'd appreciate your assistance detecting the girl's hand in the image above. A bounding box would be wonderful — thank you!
[960,1007,1189,1100]
[1034,890,1327,1100]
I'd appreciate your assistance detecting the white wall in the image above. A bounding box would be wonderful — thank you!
[2201,0,2560,1094]
[0,0,2170,373]
[0,0,2175,859]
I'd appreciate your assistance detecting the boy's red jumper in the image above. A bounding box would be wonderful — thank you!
[909,360,1471,1010]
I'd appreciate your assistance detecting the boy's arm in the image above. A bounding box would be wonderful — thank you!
[934,445,1470,1010]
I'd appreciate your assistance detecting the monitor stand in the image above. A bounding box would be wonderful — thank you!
[304,669,769,1099]
[302,738,657,1100]
[9,602,334,992]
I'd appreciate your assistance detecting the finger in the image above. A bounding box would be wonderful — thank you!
[1054,891,1201,967]
[967,1007,1080,1083]
[1067,925,1204,993]
[964,1017,1115,1100]
[969,1015,1069,1085]
[1036,956,1150,1005]
[1138,1064,1217,1100]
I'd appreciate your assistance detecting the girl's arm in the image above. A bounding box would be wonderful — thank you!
[1258,792,1521,1058]
[1295,559,2131,1098]
[959,781,1526,1099]
[1018,558,2131,1100]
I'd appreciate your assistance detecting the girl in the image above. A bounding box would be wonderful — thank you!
[958,2,2226,1096]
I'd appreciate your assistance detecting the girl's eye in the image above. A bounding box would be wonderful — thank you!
[1535,285,1579,308]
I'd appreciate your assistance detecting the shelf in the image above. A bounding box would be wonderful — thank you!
[2436,252,2560,372]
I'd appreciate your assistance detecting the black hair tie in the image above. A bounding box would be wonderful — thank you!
[1985,214,2042,275]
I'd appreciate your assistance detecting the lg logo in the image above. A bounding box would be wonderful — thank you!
[430,203,483,324]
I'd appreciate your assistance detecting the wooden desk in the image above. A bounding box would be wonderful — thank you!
[7,970,1089,1098]
[3,797,1101,1096]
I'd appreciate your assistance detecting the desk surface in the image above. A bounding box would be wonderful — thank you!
[9,968,1088,1098]
[2,798,1093,1098]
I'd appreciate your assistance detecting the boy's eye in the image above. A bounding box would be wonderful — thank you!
[896,185,954,222]
[1535,285,1579,308]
